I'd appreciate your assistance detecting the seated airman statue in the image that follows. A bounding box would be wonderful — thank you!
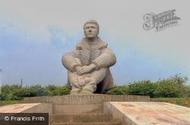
[62,20,116,94]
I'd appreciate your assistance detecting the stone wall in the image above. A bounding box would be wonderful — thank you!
[23,94,150,105]
[22,95,150,114]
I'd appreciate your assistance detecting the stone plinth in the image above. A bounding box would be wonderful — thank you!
[22,95,150,114]
[1,96,190,125]
[104,102,190,125]
[0,103,52,113]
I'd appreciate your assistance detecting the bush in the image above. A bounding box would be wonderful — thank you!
[28,85,48,96]
[1,84,23,100]
[182,85,190,97]
[154,76,186,98]
[127,75,188,98]
[14,85,48,98]
[128,80,156,97]
[0,84,70,100]
[46,85,70,96]
[0,75,188,100]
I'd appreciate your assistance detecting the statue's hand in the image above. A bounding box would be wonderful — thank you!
[78,64,96,75]
[75,66,83,75]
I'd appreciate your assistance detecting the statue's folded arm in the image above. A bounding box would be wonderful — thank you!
[92,48,116,69]
[62,52,81,72]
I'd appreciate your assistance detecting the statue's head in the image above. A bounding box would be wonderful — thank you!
[83,20,99,39]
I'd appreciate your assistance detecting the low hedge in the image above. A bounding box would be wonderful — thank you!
[0,75,189,100]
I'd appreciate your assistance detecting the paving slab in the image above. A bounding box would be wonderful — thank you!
[105,102,190,125]
[0,103,52,113]
[0,103,41,113]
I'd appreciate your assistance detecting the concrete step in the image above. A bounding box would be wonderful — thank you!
[53,104,103,114]
[52,121,121,125]
[50,113,115,123]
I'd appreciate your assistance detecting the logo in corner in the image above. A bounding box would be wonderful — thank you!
[143,9,181,31]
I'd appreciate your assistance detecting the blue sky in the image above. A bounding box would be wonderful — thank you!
[0,0,189,85]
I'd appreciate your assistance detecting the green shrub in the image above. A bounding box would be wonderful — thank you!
[29,85,48,96]
[0,75,188,100]
[128,80,156,97]
[154,77,185,98]
[0,84,47,100]
[1,84,23,100]
[46,85,70,96]
[182,85,190,97]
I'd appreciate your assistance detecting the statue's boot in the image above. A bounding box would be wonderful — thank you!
[80,81,96,95]
[70,88,81,95]
[80,89,93,95]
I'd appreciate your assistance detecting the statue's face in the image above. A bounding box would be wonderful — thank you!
[84,23,99,39]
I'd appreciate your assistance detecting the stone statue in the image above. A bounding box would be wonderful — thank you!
[62,20,116,94]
